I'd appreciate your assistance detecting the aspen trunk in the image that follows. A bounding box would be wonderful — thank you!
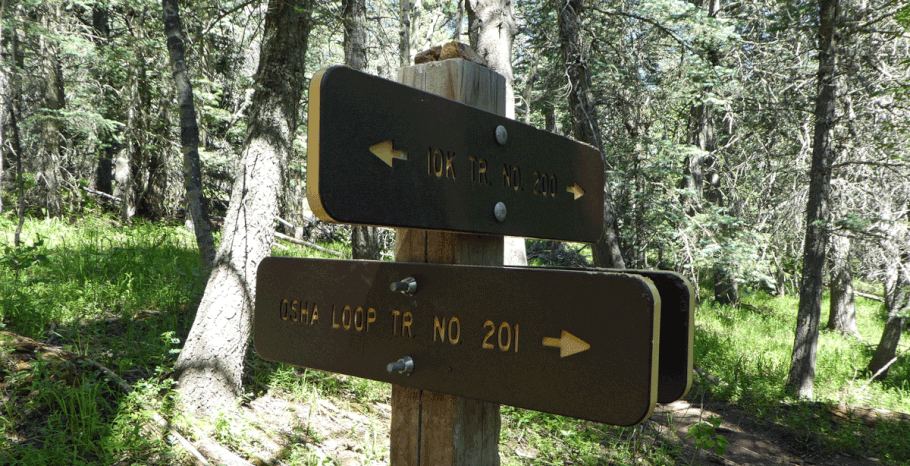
[467,0,527,266]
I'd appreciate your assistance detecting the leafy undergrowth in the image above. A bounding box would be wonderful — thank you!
[2,214,909,465]
[694,285,910,464]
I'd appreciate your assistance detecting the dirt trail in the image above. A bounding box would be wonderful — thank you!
[651,400,884,466]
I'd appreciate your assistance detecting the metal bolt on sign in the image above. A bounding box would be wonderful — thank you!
[390,277,417,295]
[495,125,508,145]
[494,202,507,222]
[387,356,414,375]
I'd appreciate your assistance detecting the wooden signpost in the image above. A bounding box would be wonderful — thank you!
[253,58,694,465]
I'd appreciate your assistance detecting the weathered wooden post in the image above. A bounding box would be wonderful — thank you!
[391,58,505,466]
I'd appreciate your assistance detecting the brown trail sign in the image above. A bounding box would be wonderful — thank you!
[306,65,604,243]
[530,267,694,403]
[254,257,662,427]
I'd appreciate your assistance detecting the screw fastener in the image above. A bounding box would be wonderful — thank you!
[495,125,508,145]
[494,202,507,222]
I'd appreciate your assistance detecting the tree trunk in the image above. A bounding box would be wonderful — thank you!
[91,6,114,196]
[163,0,217,270]
[399,0,410,67]
[343,0,382,260]
[786,0,840,400]
[826,235,860,338]
[555,0,625,269]
[118,31,152,220]
[174,0,313,417]
[0,0,6,215]
[466,0,527,266]
[7,5,24,244]
[867,261,908,379]
[868,219,910,380]
[466,0,528,265]
[37,4,65,218]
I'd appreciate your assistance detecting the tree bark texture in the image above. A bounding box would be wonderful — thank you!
[91,6,114,195]
[163,0,217,270]
[867,264,908,379]
[0,0,6,215]
[466,0,516,118]
[466,0,527,266]
[118,37,151,219]
[826,235,859,338]
[786,0,840,400]
[175,0,313,417]
[7,8,24,243]
[399,0,411,67]
[868,221,910,379]
[343,0,382,260]
[38,4,65,217]
[555,0,625,269]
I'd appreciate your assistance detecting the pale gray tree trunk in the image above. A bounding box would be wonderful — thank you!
[555,0,624,268]
[786,0,840,400]
[467,0,527,266]
[163,0,216,270]
[175,0,313,416]
[399,0,411,67]
[344,0,382,260]
[868,219,910,380]
[826,235,859,338]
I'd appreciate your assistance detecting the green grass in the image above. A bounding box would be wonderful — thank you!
[693,285,910,463]
[499,407,679,465]
[0,215,205,338]
[3,213,910,465]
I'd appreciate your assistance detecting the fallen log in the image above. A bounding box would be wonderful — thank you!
[274,231,344,257]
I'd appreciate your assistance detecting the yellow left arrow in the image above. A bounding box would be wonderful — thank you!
[370,140,408,167]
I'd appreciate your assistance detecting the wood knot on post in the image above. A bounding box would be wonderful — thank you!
[414,41,487,67]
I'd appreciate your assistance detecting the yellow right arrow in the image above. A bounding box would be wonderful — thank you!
[542,330,590,358]
[566,182,585,200]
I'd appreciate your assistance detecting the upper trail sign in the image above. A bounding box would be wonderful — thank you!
[306,66,605,243]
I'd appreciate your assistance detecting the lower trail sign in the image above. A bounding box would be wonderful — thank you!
[255,257,662,427]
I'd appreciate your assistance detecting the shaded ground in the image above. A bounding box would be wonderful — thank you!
[2,330,908,465]
[651,400,886,466]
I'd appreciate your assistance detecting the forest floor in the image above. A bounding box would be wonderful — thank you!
[2,217,909,465]
[1,327,904,465]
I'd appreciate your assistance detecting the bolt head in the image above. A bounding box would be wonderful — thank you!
[494,202,507,222]
[495,125,508,146]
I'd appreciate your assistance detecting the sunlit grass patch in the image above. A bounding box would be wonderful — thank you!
[1,215,204,339]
